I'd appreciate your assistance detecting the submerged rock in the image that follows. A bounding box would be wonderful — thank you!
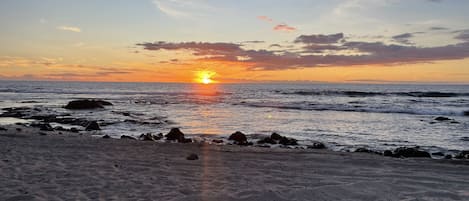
[31,123,54,131]
[434,116,452,121]
[383,150,393,157]
[354,148,373,153]
[64,99,112,110]
[186,154,199,160]
[464,111,469,116]
[307,142,326,149]
[139,133,162,141]
[455,151,469,159]
[257,137,277,144]
[211,139,224,144]
[391,147,431,158]
[0,127,7,131]
[102,135,111,139]
[120,135,137,140]
[85,121,101,131]
[229,131,248,145]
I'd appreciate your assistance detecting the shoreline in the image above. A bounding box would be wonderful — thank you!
[1,125,469,200]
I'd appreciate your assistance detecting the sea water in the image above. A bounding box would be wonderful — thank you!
[0,81,468,153]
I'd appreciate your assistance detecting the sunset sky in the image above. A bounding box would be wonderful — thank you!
[1,0,469,83]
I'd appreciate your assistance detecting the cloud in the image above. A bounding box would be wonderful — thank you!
[152,0,214,18]
[392,33,414,45]
[273,24,297,32]
[257,16,273,22]
[429,26,448,31]
[454,30,469,42]
[294,33,344,44]
[0,56,61,67]
[57,26,81,33]
[137,32,469,71]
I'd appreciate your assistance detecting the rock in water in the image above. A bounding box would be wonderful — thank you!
[186,154,199,160]
[270,133,282,141]
[434,116,451,121]
[307,142,326,149]
[392,147,431,158]
[229,131,248,145]
[383,150,393,157]
[140,133,155,141]
[102,135,111,139]
[455,151,469,159]
[64,99,112,110]
[31,123,54,131]
[166,128,185,141]
[85,121,101,131]
[0,127,7,131]
[120,135,137,140]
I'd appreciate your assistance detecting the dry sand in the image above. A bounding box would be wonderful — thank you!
[0,125,468,201]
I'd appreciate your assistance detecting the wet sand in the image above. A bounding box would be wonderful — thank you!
[0,125,468,201]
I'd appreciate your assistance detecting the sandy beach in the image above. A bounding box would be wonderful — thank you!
[1,125,468,201]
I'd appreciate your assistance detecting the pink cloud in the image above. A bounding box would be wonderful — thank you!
[273,24,297,32]
[257,15,273,22]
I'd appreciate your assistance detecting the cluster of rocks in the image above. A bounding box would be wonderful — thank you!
[383,147,431,158]
[257,132,299,146]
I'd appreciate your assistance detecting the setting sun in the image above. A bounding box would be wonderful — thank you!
[196,71,216,84]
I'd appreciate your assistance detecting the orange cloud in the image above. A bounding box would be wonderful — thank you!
[273,23,297,32]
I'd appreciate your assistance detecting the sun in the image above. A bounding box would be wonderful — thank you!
[196,71,216,84]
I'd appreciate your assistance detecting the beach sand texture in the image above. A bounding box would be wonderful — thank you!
[1,127,468,201]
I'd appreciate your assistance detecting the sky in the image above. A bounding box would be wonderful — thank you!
[1,0,469,83]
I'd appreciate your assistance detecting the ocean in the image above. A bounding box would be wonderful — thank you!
[0,80,468,155]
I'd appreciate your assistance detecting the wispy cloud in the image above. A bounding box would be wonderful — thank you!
[257,16,297,32]
[273,24,297,32]
[57,26,81,33]
[257,16,273,22]
[152,0,214,18]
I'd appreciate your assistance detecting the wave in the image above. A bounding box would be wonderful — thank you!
[279,90,469,98]
[243,102,468,116]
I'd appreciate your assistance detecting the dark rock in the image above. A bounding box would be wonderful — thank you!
[0,127,7,131]
[228,131,248,145]
[16,128,22,132]
[186,154,199,160]
[460,137,469,141]
[279,136,298,146]
[31,123,54,131]
[383,150,393,157]
[166,128,186,142]
[393,147,431,158]
[455,151,469,159]
[355,148,373,153]
[102,135,111,139]
[212,139,224,144]
[434,116,451,121]
[70,127,80,133]
[122,112,131,116]
[270,132,282,141]
[444,155,452,159]
[85,121,101,131]
[64,99,112,110]
[257,137,277,144]
[464,111,469,116]
[139,133,156,141]
[431,152,444,156]
[39,132,47,136]
[120,135,137,140]
[307,142,326,149]
[450,121,460,124]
